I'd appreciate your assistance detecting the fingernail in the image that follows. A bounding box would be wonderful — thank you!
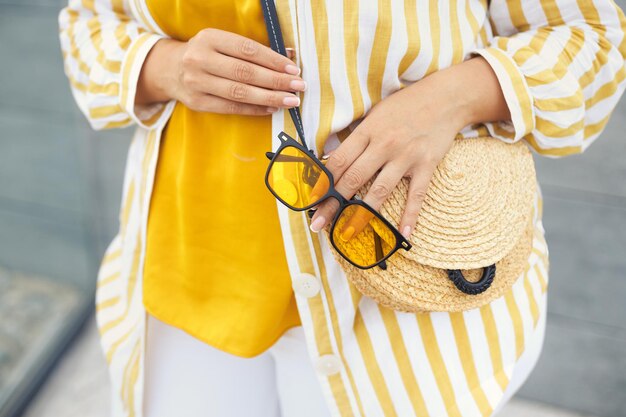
[289,79,307,91]
[285,64,301,75]
[309,215,326,233]
[340,226,355,242]
[402,225,412,240]
[267,107,279,113]
[283,95,300,107]
[286,47,296,58]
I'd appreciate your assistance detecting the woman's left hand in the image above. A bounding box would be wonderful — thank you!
[309,57,511,240]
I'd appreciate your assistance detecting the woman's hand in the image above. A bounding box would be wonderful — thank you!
[136,29,305,115]
[309,57,511,239]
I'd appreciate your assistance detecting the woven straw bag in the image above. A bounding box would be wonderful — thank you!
[323,136,537,313]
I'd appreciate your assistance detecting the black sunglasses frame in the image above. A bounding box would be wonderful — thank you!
[264,131,412,270]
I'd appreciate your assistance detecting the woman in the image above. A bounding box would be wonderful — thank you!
[59,0,626,416]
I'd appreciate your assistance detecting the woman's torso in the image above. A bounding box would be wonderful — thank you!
[106,1,551,415]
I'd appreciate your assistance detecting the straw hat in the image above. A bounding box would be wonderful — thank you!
[324,136,537,313]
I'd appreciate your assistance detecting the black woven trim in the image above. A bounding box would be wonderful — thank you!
[446,264,496,295]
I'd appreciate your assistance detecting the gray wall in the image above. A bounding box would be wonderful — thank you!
[0,0,625,415]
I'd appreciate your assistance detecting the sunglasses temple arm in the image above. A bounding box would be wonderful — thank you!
[265,152,316,164]
[374,233,388,270]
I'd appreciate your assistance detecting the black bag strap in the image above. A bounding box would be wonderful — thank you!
[260,0,308,150]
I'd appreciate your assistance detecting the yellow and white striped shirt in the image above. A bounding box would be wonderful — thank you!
[59,0,626,416]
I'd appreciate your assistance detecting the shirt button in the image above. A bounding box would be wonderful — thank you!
[292,273,321,298]
[315,354,342,376]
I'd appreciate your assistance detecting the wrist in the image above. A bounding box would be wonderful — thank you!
[425,57,511,130]
[136,38,186,105]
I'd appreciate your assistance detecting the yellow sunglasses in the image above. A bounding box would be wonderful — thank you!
[265,132,412,270]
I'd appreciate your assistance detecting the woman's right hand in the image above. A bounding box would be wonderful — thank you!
[136,28,305,115]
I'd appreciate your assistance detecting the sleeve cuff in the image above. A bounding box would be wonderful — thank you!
[469,46,535,143]
[119,32,175,130]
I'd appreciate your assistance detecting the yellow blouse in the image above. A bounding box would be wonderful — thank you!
[142,0,300,357]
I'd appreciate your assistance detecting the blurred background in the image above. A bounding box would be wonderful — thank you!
[1,0,625,416]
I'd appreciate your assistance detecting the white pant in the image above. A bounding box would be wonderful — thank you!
[494,295,547,415]
[144,316,332,417]
[144,304,546,417]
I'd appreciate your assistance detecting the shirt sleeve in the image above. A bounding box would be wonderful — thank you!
[58,0,174,130]
[470,0,626,157]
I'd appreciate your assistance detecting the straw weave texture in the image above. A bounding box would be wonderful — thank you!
[325,136,536,312]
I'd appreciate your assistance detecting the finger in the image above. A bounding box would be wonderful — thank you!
[187,94,278,115]
[337,205,374,242]
[208,29,300,75]
[340,164,405,239]
[196,73,301,108]
[323,129,370,182]
[286,48,296,59]
[309,171,330,204]
[361,163,406,211]
[310,145,380,232]
[400,166,436,240]
[205,55,306,93]
[309,197,340,233]
[334,148,386,202]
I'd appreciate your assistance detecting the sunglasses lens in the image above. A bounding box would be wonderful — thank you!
[332,204,397,268]
[267,146,330,209]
